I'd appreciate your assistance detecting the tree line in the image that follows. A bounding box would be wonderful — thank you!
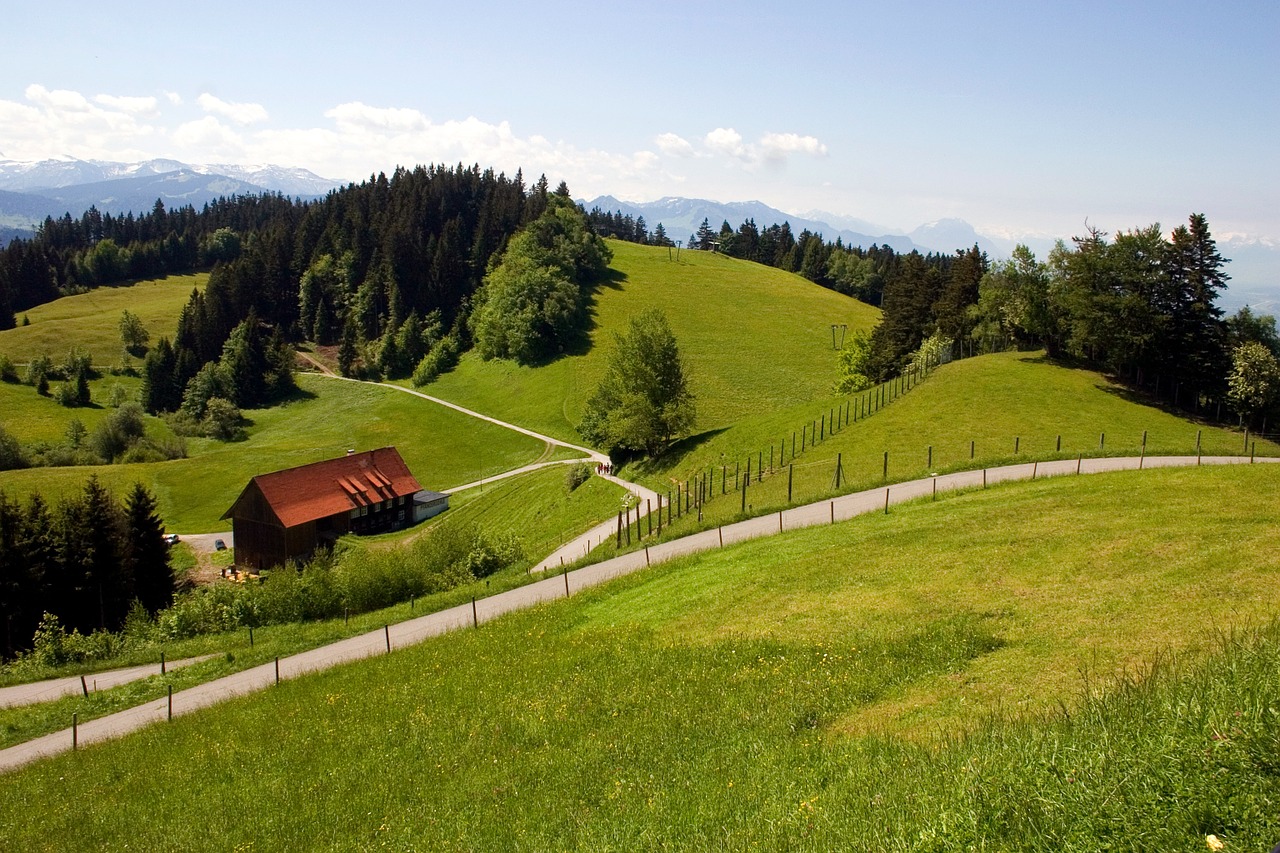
[0,479,174,657]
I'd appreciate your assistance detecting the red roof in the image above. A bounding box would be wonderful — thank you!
[224,447,423,528]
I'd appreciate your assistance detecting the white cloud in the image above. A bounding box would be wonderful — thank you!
[94,94,159,115]
[697,127,827,168]
[0,84,821,216]
[704,127,747,159]
[197,93,268,125]
[654,132,695,157]
[25,84,91,112]
[0,85,159,162]
[324,102,430,134]
[172,116,247,160]
[760,132,827,159]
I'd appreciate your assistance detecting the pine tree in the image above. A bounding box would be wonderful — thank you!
[124,483,173,615]
[338,317,359,377]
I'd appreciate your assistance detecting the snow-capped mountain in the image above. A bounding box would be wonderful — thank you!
[0,157,339,197]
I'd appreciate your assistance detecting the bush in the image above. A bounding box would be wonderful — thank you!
[90,402,147,461]
[25,354,53,389]
[0,355,17,383]
[565,462,593,491]
[411,333,462,386]
[202,397,246,441]
[0,424,26,470]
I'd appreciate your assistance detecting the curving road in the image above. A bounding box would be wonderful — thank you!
[1,452,1274,773]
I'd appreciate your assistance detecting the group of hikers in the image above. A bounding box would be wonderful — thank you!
[595,461,613,475]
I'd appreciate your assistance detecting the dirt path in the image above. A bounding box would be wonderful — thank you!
[3,454,1272,773]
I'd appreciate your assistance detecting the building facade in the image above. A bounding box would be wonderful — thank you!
[222,447,439,570]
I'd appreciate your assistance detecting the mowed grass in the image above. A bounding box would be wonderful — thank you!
[421,240,881,441]
[422,464,625,561]
[0,373,551,531]
[0,273,207,366]
[0,373,147,443]
[620,350,1279,535]
[1,465,1278,849]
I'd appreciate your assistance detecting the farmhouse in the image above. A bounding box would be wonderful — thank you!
[222,447,446,570]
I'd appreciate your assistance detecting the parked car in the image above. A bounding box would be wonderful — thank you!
[214,539,227,551]
[163,534,180,545]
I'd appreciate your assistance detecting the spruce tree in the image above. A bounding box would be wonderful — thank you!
[125,483,173,615]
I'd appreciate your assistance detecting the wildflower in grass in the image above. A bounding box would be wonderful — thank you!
[1206,835,1224,851]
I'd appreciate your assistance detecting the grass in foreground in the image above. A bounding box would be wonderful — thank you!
[421,239,880,441]
[1,465,1277,850]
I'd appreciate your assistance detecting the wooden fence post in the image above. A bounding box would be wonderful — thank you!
[788,464,794,503]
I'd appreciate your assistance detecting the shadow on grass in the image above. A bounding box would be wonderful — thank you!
[518,268,632,367]
[627,428,730,478]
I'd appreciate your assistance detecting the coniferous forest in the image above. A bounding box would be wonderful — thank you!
[0,479,173,656]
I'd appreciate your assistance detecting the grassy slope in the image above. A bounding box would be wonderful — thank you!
[421,239,881,441]
[0,373,550,531]
[0,273,207,366]
[0,374,147,443]
[359,464,624,567]
[616,350,1278,535]
[1,465,1277,849]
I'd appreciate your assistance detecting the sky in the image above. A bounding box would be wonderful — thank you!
[1,0,1277,242]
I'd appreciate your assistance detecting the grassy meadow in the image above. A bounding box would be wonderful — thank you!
[608,350,1278,541]
[420,239,881,441]
[0,373,554,531]
[0,273,207,366]
[1,464,1277,849]
[408,463,626,561]
[0,372,147,444]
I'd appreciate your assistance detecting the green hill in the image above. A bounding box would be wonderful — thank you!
[609,350,1277,538]
[419,239,882,442]
[2,464,1277,850]
[0,273,206,366]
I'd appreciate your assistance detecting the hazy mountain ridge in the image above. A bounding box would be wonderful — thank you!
[0,158,341,240]
[0,157,338,196]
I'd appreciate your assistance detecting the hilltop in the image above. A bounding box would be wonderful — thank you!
[420,239,881,441]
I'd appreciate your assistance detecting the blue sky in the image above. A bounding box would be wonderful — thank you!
[2,0,1277,241]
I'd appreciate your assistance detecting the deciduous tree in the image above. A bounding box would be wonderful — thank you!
[579,309,696,456]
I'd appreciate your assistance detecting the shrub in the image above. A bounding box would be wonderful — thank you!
[565,462,593,491]
[0,355,17,383]
[411,333,462,386]
[0,424,26,470]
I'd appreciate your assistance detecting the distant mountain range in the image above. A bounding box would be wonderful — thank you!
[0,158,1270,314]
[0,157,341,237]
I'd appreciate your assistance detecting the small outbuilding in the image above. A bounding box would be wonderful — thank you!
[222,447,443,570]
